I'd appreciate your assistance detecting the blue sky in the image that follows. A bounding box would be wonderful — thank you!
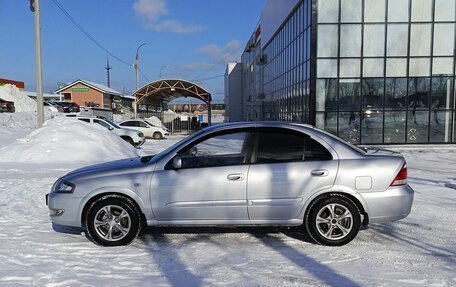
[0,0,266,102]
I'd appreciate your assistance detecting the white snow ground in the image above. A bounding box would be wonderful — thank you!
[0,121,455,286]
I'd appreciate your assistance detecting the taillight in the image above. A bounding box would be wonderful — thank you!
[390,163,407,186]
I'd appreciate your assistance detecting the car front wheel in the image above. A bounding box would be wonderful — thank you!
[305,194,361,246]
[153,132,162,140]
[86,195,142,246]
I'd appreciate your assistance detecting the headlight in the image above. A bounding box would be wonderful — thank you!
[138,132,144,137]
[52,179,75,193]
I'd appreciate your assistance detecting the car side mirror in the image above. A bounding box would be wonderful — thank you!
[172,156,182,169]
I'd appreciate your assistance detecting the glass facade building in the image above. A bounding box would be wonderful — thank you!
[228,0,456,144]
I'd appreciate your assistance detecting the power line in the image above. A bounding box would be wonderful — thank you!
[192,74,224,82]
[138,67,150,83]
[191,45,243,81]
[50,0,132,67]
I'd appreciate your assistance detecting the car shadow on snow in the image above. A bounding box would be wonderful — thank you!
[52,223,84,235]
[370,222,456,268]
[249,230,363,287]
[139,230,204,287]
[138,226,362,287]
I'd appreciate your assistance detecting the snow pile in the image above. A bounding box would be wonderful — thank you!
[145,115,166,128]
[0,116,143,164]
[0,84,37,112]
[0,111,38,131]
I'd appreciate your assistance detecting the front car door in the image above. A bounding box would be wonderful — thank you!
[247,128,338,221]
[150,129,254,222]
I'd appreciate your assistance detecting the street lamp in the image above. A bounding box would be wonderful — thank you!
[159,65,168,79]
[134,42,150,118]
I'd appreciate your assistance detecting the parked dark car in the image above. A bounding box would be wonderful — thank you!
[55,102,80,113]
[0,98,15,113]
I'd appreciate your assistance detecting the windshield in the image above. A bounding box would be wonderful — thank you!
[104,119,121,129]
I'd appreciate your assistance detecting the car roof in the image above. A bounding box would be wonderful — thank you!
[120,119,146,122]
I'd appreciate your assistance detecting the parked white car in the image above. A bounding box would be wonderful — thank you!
[44,102,60,113]
[118,119,169,140]
[76,116,145,147]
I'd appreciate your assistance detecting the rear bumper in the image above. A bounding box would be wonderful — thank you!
[360,185,414,224]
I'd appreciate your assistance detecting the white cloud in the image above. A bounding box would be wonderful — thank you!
[148,20,203,34]
[133,0,168,21]
[197,40,242,63]
[133,0,202,34]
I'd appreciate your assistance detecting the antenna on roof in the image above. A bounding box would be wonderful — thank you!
[105,56,113,87]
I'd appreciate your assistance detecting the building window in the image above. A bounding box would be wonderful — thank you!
[388,0,409,22]
[387,24,409,56]
[341,0,362,23]
[340,24,362,57]
[410,24,432,56]
[318,0,339,23]
[411,0,433,22]
[364,0,385,22]
[363,25,385,57]
[317,25,338,57]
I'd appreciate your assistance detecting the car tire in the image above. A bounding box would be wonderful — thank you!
[153,132,162,140]
[85,195,142,246]
[121,136,135,146]
[305,194,361,246]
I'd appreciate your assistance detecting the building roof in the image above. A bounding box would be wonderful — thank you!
[22,90,60,99]
[55,79,122,96]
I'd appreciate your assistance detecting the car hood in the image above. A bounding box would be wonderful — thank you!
[64,156,151,179]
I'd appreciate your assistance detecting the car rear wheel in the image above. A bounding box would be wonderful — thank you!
[305,194,361,246]
[86,195,142,246]
[153,132,162,140]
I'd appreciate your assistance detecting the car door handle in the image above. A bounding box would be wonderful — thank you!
[227,173,245,181]
[311,169,329,177]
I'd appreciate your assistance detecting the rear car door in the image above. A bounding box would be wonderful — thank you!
[247,128,338,220]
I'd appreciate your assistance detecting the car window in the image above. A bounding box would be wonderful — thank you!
[179,131,250,169]
[257,131,305,163]
[104,119,121,129]
[138,121,148,128]
[78,118,90,123]
[305,138,333,161]
[93,119,111,129]
[256,130,332,163]
[120,121,135,127]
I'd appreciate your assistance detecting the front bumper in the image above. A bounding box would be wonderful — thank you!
[46,192,83,228]
[135,137,146,147]
[360,184,414,224]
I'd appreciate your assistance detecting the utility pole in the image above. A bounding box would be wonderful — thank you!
[30,0,44,128]
[105,57,112,88]
[134,42,150,118]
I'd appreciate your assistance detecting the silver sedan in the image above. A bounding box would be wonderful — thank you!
[47,122,414,246]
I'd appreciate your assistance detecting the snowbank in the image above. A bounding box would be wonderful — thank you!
[0,84,37,112]
[0,116,143,164]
